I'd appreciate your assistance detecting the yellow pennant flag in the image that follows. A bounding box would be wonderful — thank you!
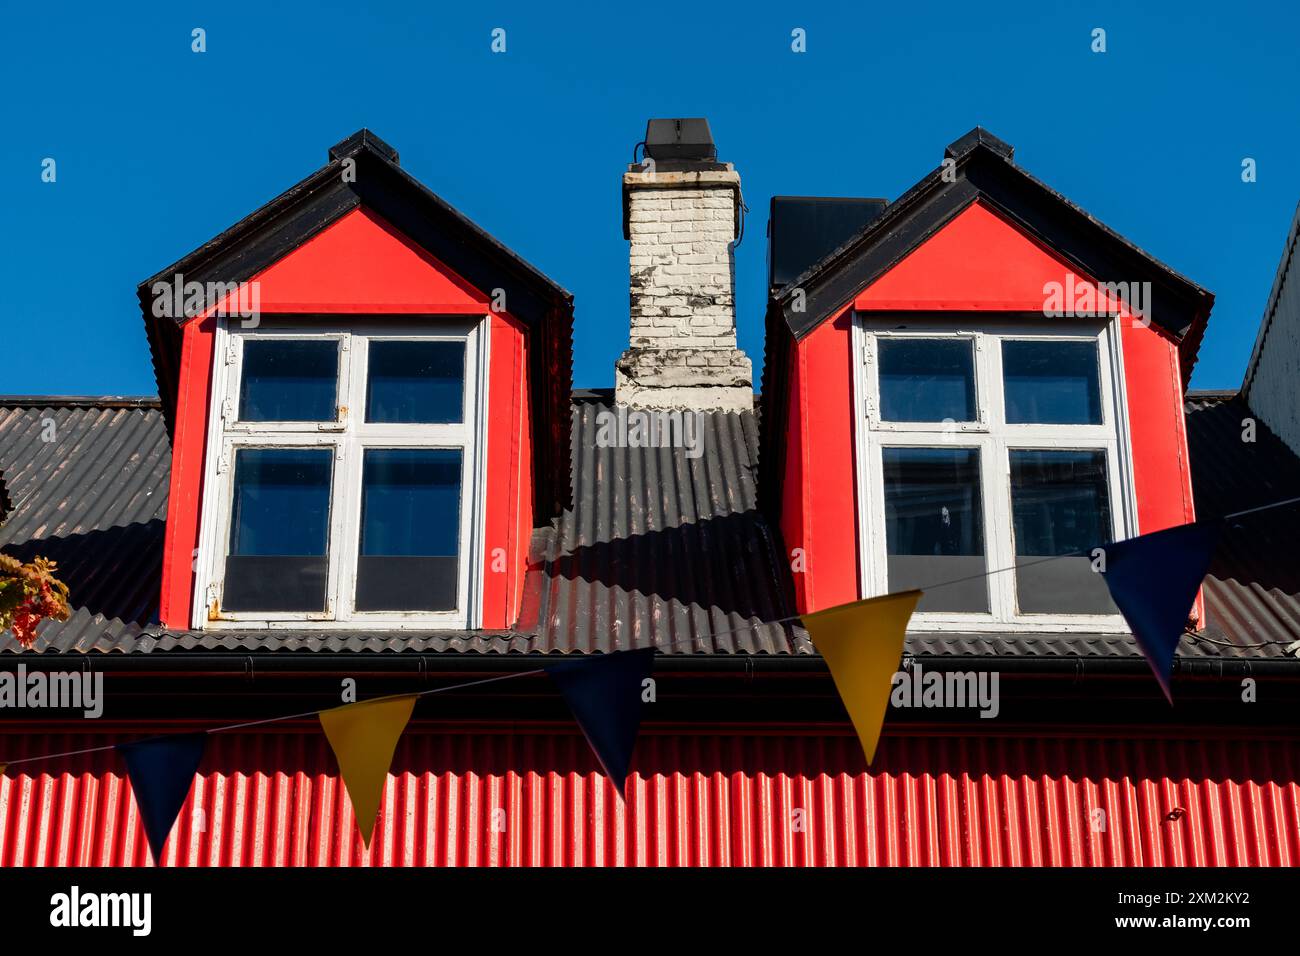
[800,590,922,766]
[318,695,417,847]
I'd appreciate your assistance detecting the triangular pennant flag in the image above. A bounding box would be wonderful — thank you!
[546,647,656,794]
[116,733,207,863]
[1100,522,1220,702]
[800,590,922,766]
[318,695,417,847]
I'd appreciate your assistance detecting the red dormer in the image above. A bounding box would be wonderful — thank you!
[141,130,572,631]
[761,129,1214,632]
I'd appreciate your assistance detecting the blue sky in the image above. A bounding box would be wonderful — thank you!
[3,1,1297,394]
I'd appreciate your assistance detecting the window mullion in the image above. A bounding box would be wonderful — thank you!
[984,436,1016,623]
[336,332,364,621]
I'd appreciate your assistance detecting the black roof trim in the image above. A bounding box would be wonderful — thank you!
[138,128,570,310]
[136,129,575,519]
[328,129,398,164]
[771,128,1213,347]
[0,395,161,409]
[945,126,1013,161]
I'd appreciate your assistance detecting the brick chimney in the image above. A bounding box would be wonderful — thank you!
[615,119,753,412]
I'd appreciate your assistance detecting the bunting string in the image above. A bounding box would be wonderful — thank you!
[2,492,1299,772]
[0,671,545,768]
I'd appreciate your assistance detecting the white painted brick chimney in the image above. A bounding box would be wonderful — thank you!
[615,165,753,411]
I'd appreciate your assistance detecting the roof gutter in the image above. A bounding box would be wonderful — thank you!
[4,652,1296,679]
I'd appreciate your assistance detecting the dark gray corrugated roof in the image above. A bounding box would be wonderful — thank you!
[2,393,1296,662]
[528,395,803,654]
[1185,391,1300,657]
[0,398,169,652]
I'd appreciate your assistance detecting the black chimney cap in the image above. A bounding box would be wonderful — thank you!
[644,118,717,162]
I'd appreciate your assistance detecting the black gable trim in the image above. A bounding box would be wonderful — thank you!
[781,179,979,339]
[961,154,1209,340]
[773,136,1213,349]
[329,129,398,164]
[945,126,1014,161]
[137,131,573,519]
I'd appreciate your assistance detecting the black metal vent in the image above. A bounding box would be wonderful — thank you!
[767,196,888,290]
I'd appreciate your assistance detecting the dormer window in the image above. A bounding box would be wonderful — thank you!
[195,318,486,629]
[853,316,1135,629]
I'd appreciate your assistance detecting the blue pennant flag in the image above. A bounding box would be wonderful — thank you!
[546,647,656,794]
[116,733,207,863]
[1100,522,1220,702]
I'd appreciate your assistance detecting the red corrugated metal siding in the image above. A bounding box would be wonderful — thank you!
[1,729,1296,867]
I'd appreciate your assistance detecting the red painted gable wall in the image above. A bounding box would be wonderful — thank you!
[781,201,1199,613]
[159,207,533,629]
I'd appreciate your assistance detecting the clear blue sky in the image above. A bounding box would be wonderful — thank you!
[3,1,1297,395]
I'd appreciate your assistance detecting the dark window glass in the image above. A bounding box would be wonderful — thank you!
[878,338,976,423]
[882,447,988,612]
[1002,340,1102,425]
[1010,449,1117,614]
[366,341,466,424]
[238,340,339,422]
[223,448,332,612]
[355,448,462,611]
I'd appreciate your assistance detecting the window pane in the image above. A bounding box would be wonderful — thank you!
[366,341,466,424]
[356,449,462,611]
[224,448,332,612]
[1002,340,1102,425]
[878,338,976,423]
[882,447,988,612]
[1010,449,1117,614]
[238,340,339,422]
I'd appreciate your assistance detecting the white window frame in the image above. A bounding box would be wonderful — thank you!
[851,314,1139,633]
[193,316,490,630]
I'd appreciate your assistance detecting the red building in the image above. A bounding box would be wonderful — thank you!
[1,125,1297,867]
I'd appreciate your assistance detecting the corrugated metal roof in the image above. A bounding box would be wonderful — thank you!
[3,393,1298,662]
[528,396,802,654]
[0,399,169,652]
[2,727,1295,866]
[1186,391,1300,657]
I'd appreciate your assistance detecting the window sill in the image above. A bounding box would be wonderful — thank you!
[904,614,1131,634]
[200,617,471,631]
